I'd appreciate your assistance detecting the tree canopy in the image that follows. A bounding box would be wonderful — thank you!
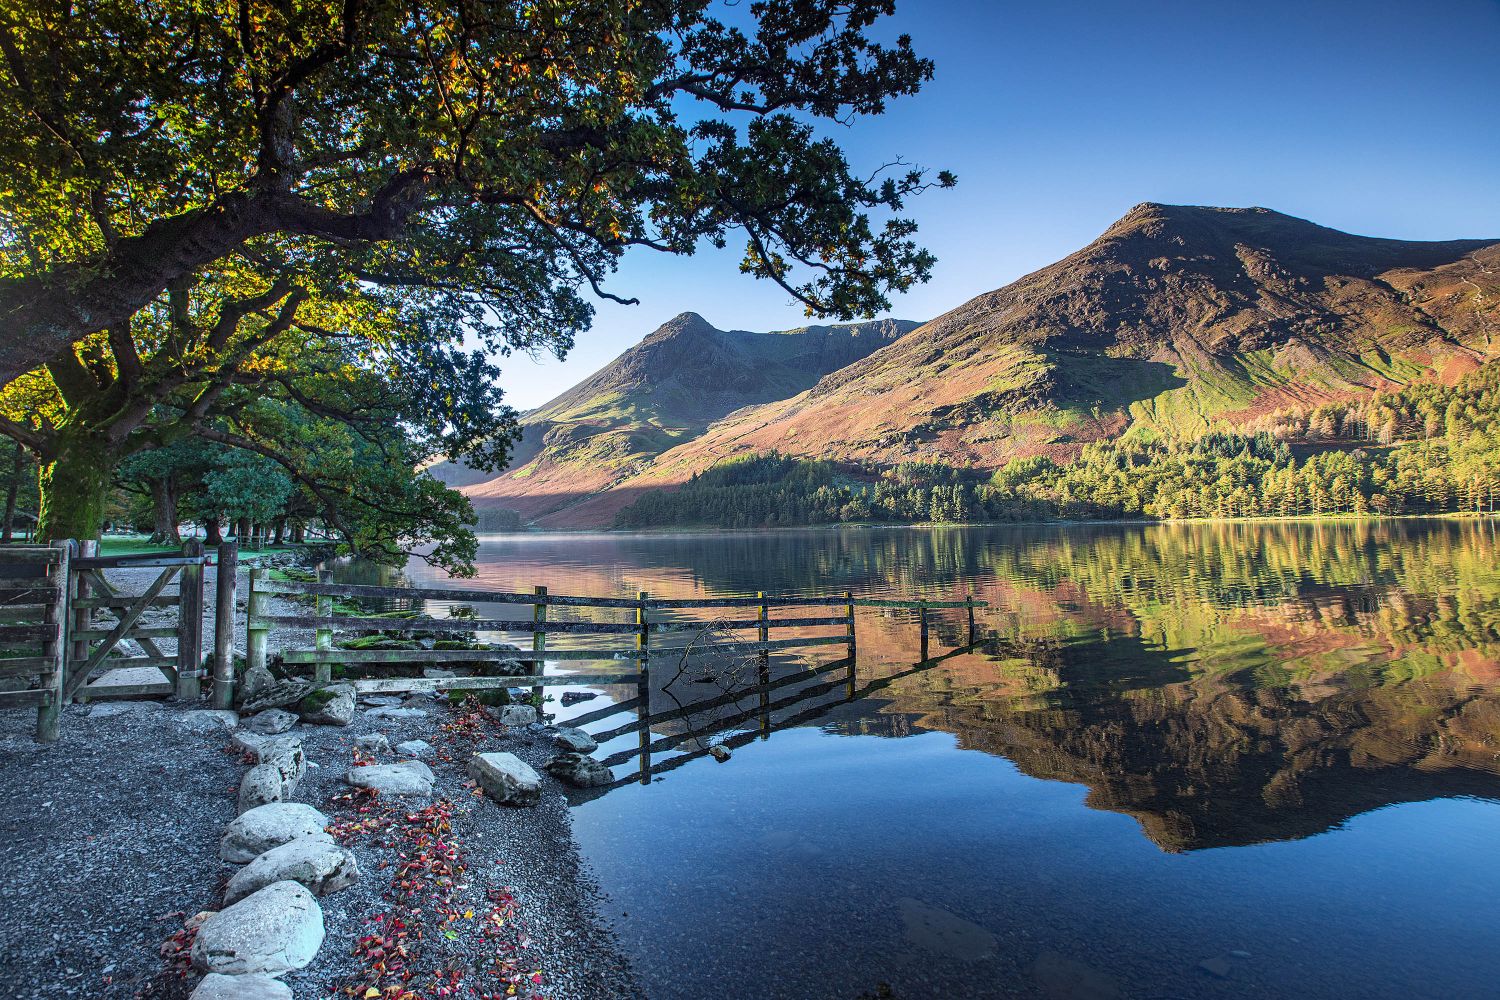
[0,0,951,384]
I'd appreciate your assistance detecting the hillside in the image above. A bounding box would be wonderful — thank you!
[531,204,1499,527]
[451,313,917,521]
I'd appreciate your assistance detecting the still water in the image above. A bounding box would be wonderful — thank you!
[404,520,1500,1000]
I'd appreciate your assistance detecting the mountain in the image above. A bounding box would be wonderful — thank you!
[456,204,1500,528]
[450,312,918,522]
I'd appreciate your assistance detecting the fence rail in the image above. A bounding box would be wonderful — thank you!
[0,543,69,741]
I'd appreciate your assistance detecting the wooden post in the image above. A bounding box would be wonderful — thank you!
[636,590,651,784]
[37,541,70,742]
[845,590,857,699]
[314,569,333,684]
[757,591,771,738]
[966,592,976,646]
[176,539,205,700]
[68,539,96,702]
[212,541,238,709]
[531,585,547,709]
[246,567,267,678]
[919,600,929,662]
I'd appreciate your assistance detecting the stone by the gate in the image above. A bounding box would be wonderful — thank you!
[179,710,240,734]
[296,683,355,726]
[395,739,433,759]
[490,704,537,727]
[354,733,390,754]
[256,736,306,777]
[190,881,324,977]
[189,972,292,1000]
[360,694,403,707]
[223,835,360,905]
[343,759,434,797]
[239,678,313,714]
[220,803,332,863]
[469,752,542,806]
[244,708,298,735]
[552,726,598,753]
[545,752,614,788]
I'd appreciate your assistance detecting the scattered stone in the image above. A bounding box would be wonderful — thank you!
[190,881,324,977]
[244,708,298,735]
[239,678,314,715]
[422,667,456,678]
[189,972,292,1000]
[230,730,269,757]
[708,744,732,762]
[238,763,291,813]
[365,706,428,722]
[179,710,241,734]
[469,752,542,806]
[343,759,434,798]
[560,691,599,706]
[87,701,163,717]
[1197,956,1233,979]
[354,733,391,754]
[552,727,598,754]
[224,835,360,905]
[395,739,434,759]
[220,803,332,863]
[360,694,403,707]
[295,683,355,726]
[236,663,278,706]
[545,752,614,788]
[256,737,307,781]
[526,721,547,733]
[489,704,536,727]
[186,911,217,931]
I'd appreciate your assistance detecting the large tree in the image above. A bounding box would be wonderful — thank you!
[0,0,950,386]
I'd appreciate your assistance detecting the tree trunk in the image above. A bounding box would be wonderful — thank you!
[291,521,305,544]
[37,429,116,542]
[1,446,21,543]
[272,517,286,545]
[149,476,181,544]
[236,516,250,542]
[203,518,223,545]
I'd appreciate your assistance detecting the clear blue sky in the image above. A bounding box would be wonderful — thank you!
[500,0,1500,410]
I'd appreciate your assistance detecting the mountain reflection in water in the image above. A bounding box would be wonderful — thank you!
[401,519,1500,1000]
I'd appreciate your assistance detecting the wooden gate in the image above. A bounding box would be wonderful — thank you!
[0,543,70,741]
[64,541,211,702]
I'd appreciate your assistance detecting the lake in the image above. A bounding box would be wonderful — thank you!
[402,520,1500,1000]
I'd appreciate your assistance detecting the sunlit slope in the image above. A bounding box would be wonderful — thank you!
[548,204,1499,526]
[449,312,917,521]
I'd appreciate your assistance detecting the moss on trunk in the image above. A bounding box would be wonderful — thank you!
[37,429,116,542]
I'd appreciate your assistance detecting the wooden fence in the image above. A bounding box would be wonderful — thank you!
[0,543,70,741]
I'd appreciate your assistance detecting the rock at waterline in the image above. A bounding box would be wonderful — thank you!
[178,710,241,734]
[898,897,997,962]
[560,691,598,706]
[469,752,542,806]
[221,803,332,863]
[354,733,391,754]
[189,972,292,1000]
[243,708,298,736]
[190,880,324,977]
[224,835,360,905]
[545,752,614,788]
[488,703,537,727]
[395,739,434,759]
[365,706,428,722]
[296,683,356,726]
[707,744,732,762]
[552,726,598,754]
[344,759,435,797]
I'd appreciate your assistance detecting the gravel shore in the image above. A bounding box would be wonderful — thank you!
[0,562,642,999]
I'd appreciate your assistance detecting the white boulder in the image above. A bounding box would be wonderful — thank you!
[469,752,541,806]
[224,835,359,905]
[394,739,433,759]
[343,759,434,797]
[243,708,298,735]
[190,881,324,977]
[220,803,332,863]
[552,726,598,753]
[189,972,292,999]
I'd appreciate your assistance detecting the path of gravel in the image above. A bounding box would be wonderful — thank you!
[0,561,642,1000]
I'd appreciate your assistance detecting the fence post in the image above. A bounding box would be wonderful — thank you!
[845,590,857,699]
[246,567,267,679]
[68,539,96,702]
[636,590,651,784]
[966,592,976,646]
[212,541,238,709]
[919,600,929,662]
[531,585,547,708]
[37,541,71,742]
[314,569,333,684]
[176,539,204,700]
[757,591,771,738]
